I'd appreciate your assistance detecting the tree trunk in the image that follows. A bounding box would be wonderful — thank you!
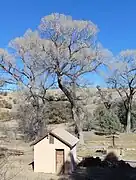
[78,127,84,144]
[36,105,45,138]
[57,75,84,144]
[126,109,131,133]
[72,106,84,144]
[39,121,45,137]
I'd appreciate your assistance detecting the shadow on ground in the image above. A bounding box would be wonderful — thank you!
[58,152,136,180]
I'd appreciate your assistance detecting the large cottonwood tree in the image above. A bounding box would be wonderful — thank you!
[0,13,108,143]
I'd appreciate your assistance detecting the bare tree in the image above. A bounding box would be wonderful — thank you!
[38,13,109,143]
[0,49,15,90]
[17,101,48,141]
[96,85,113,109]
[107,50,136,133]
[0,43,55,138]
[0,13,108,143]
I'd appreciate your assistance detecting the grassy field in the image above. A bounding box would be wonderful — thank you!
[77,132,136,161]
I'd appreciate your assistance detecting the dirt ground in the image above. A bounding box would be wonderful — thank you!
[1,132,136,180]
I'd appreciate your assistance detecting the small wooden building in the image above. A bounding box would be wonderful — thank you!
[31,128,79,174]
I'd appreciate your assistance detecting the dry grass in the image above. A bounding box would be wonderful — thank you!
[0,139,68,180]
[77,132,136,161]
[0,132,136,179]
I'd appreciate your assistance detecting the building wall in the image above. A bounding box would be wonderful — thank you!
[71,145,77,162]
[34,135,72,173]
[70,146,77,172]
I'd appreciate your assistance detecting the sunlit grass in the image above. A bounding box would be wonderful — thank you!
[77,133,136,160]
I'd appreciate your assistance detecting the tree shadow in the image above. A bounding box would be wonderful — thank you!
[104,152,118,162]
[58,160,71,175]
[68,152,136,180]
[58,152,77,176]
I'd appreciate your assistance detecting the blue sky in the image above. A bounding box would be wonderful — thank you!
[0,0,136,87]
[1,0,136,54]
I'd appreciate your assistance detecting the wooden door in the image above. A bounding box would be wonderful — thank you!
[56,149,64,174]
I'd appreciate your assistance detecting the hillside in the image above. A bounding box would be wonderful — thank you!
[0,88,130,124]
[0,88,134,139]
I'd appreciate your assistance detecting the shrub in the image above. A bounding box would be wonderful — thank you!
[93,99,97,104]
[17,103,48,141]
[4,102,12,109]
[0,100,12,109]
[113,101,136,130]
[83,113,94,131]
[13,99,17,104]
[83,119,92,131]
[3,92,7,96]
[0,100,5,108]
[47,101,72,124]
[0,111,11,121]
[94,105,123,134]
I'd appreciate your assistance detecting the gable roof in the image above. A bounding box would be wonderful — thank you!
[30,128,79,148]
[51,128,79,148]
